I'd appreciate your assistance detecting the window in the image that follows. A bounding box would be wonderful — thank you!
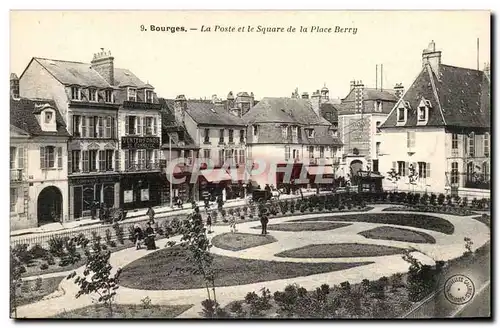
[40,146,61,169]
[203,149,211,160]
[407,131,415,148]
[10,188,17,213]
[44,111,53,124]
[218,149,224,166]
[308,146,314,159]
[126,116,137,135]
[89,150,98,172]
[138,150,146,169]
[452,133,458,149]
[484,132,490,156]
[228,129,234,143]
[282,126,287,139]
[285,146,290,160]
[376,121,381,133]
[89,88,97,102]
[105,116,111,138]
[253,125,258,136]
[72,115,81,137]
[82,151,89,172]
[127,88,137,101]
[376,142,381,156]
[219,129,224,144]
[397,106,405,122]
[306,129,315,138]
[145,117,153,135]
[88,117,95,138]
[98,117,103,138]
[376,101,382,112]
[99,150,106,171]
[397,161,406,176]
[239,149,245,164]
[125,149,137,170]
[106,150,113,171]
[146,150,154,167]
[105,90,112,103]
[418,106,426,121]
[325,112,332,121]
[451,162,459,184]
[81,116,87,137]
[468,132,475,157]
[204,129,210,143]
[239,130,245,143]
[418,162,427,178]
[225,149,233,164]
[10,147,16,169]
[146,90,154,103]
[482,161,489,179]
[71,87,80,100]
[319,146,324,158]
[71,150,80,172]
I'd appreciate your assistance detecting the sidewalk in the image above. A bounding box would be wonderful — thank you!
[11,190,322,239]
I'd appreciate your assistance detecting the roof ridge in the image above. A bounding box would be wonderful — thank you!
[425,64,447,125]
[440,63,483,73]
[35,57,89,65]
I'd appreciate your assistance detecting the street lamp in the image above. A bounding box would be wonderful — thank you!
[169,135,173,209]
[243,183,247,204]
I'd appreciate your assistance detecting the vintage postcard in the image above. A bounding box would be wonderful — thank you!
[9,10,491,319]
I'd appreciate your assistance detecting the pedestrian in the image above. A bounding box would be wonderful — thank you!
[146,206,155,224]
[229,214,237,233]
[144,222,157,250]
[206,213,213,234]
[134,224,143,250]
[260,210,269,235]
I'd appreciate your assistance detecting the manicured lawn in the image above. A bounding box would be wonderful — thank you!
[275,243,406,258]
[120,247,373,290]
[290,213,455,235]
[211,233,277,251]
[16,276,64,306]
[358,226,436,244]
[471,214,490,228]
[52,304,193,318]
[251,222,352,232]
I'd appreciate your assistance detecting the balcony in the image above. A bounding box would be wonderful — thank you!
[124,162,160,172]
[10,169,23,182]
[122,101,162,110]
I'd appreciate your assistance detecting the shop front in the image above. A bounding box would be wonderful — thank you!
[120,172,163,210]
[306,165,335,191]
[69,174,120,220]
[198,169,232,201]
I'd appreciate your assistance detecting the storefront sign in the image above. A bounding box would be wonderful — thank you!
[141,189,150,201]
[70,175,120,186]
[124,190,134,203]
[121,136,160,149]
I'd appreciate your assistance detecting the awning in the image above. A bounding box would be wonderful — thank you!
[227,167,250,182]
[200,169,232,182]
[306,166,334,175]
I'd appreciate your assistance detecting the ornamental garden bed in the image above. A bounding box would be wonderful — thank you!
[251,222,352,232]
[290,213,455,235]
[211,233,277,251]
[52,304,193,319]
[275,243,406,258]
[382,205,477,216]
[14,276,64,307]
[119,247,373,290]
[358,226,436,244]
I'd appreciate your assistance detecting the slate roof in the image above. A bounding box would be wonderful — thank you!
[319,102,339,122]
[10,98,70,137]
[337,88,398,112]
[246,123,341,146]
[243,97,330,125]
[185,100,246,126]
[31,58,149,89]
[158,98,198,149]
[381,64,491,128]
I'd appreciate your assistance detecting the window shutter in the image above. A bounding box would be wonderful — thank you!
[124,150,129,170]
[57,147,63,168]
[115,150,119,171]
[392,161,396,171]
[125,116,129,136]
[40,146,46,169]
[68,151,72,174]
[413,162,417,176]
[405,162,409,176]
[154,149,158,163]
[137,117,142,135]
[426,162,431,178]
[18,147,24,169]
[142,117,146,136]
[83,151,89,173]
[406,132,410,148]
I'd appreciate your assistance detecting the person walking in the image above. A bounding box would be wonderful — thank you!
[260,211,269,235]
[146,206,155,224]
[133,224,143,250]
[206,213,213,234]
[144,222,157,250]
[229,213,237,233]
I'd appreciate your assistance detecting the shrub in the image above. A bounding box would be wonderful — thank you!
[140,296,152,309]
[369,280,386,299]
[40,263,49,270]
[46,255,56,266]
[29,244,48,260]
[48,236,67,258]
[112,223,125,245]
[446,194,453,206]
[127,225,136,243]
[229,301,245,317]
[340,281,351,294]
[437,193,445,206]
[361,279,370,292]
[12,244,32,264]
[34,277,43,291]
[390,273,405,289]
[290,201,296,214]
[105,229,113,246]
[429,193,437,206]
[59,238,81,267]
[201,299,224,318]
[420,193,429,205]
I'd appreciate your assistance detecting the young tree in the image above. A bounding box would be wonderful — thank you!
[10,250,25,318]
[407,163,418,193]
[67,236,122,317]
[386,168,401,192]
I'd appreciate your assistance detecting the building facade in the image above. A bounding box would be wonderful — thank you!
[379,41,491,198]
[243,96,342,189]
[10,97,70,230]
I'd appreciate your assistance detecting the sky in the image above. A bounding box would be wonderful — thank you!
[10,10,490,100]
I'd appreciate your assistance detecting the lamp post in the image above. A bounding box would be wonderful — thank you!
[169,136,173,209]
[243,183,247,205]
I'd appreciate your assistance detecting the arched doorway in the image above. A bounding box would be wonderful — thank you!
[37,186,63,226]
[350,160,363,176]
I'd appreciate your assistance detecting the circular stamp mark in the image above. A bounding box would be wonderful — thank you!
[444,274,475,305]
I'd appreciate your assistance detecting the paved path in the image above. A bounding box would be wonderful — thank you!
[15,205,490,318]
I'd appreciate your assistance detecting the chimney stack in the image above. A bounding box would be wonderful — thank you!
[310,90,322,117]
[422,40,442,75]
[91,48,115,85]
[10,73,19,98]
[301,92,309,99]
[484,62,490,81]
[394,83,405,99]
[174,95,187,125]
[354,80,364,113]
[350,80,356,91]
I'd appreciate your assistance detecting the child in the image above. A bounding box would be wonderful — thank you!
[206,213,213,234]
[229,214,237,233]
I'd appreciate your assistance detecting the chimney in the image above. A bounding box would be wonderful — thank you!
[422,40,442,75]
[227,91,235,110]
[301,92,309,99]
[354,80,364,113]
[214,97,225,112]
[174,95,187,125]
[10,73,19,98]
[350,80,356,91]
[311,90,321,117]
[321,84,329,101]
[394,83,405,99]
[91,48,114,85]
[484,62,491,81]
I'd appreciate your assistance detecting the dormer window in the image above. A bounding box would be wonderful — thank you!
[417,99,431,125]
[306,129,315,138]
[44,111,53,124]
[397,106,406,122]
[89,88,97,102]
[253,125,258,136]
[105,90,113,103]
[128,88,137,102]
[145,90,154,103]
[41,108,57,132]
[281,126,287,139]
[71,86,80,100]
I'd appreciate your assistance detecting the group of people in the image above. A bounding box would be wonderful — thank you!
[133,207,158,250]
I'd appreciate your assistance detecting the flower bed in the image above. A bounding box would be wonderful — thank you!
[382,205,477,216]
[211,233,277,251]
[358,226,436,244]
